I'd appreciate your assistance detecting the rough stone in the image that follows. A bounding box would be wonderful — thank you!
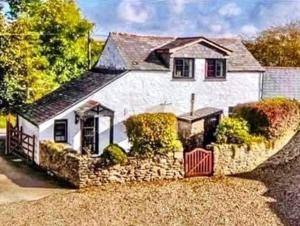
[39,142,184,188]
[212,129,298,175]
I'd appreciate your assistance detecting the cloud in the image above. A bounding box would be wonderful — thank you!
[218,2,241,17]
[254,1,300,28]
[241,24,258,36]
[170,0,193,14]
[117,0,152,23]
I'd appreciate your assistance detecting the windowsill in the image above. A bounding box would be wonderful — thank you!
[204,78,227,82]
[172,77,196,81]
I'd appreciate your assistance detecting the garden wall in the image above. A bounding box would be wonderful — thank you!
[39,142,184,188]
[210,129,298,175]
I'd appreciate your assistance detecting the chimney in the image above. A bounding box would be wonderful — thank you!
[190,93,195,116]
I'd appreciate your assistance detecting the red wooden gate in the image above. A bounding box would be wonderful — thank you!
[184,148,213,177]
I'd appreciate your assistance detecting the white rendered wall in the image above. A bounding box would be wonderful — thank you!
[38,59,261,152]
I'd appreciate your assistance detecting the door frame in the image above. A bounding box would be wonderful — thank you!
[81,116,99,154]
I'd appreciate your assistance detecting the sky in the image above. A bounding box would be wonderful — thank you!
[76,0,300,39]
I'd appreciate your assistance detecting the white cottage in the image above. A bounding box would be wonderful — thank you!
[16,32,265,164]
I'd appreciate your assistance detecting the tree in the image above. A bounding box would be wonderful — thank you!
[0,0,102,112]
[244,22,300,67]
[0,14,57,111]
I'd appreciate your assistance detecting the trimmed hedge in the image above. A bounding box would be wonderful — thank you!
[124,113,182,156]
[101,144,128,165]
[233,97,300,139]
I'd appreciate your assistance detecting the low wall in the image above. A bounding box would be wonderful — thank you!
[40,142,184,188]
[211,129,298,175]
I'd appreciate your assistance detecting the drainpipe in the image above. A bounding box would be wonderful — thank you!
[190,93,195,116]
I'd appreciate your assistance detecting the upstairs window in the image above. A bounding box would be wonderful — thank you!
[54,120,68,143]
[206,59,226,79]
[173,58,194,79]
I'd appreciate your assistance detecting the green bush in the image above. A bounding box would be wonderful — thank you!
[101,144,128,165]
[216,117,265,145]
[124,113,182,156]
[0,114,16,129]
[233,97,300,139]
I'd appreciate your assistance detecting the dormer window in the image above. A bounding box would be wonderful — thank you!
[173,58,195,79]
[206,59,226,79]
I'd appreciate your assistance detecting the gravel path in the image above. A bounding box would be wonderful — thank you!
[0,177,283,226]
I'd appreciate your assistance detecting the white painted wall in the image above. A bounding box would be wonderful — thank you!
[35,59,261,155]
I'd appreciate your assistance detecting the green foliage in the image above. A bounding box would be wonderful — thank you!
[101,144,128,165]
[0,114,17,129]
[233,97,300,139]
[0,0,102,111]
[124,113,182,156]
[216,117,265,145]
[0,116,6,129]
[244,22,300,66]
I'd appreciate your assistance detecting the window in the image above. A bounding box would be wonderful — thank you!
[206,59,226,79]
[173,58,194,79]
[54,120,68,143]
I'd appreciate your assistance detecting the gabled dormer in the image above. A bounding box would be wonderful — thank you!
[155,37,232,80]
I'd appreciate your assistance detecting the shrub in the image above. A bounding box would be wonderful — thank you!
[0,114,16,129]
[233,97,300,139]
[124,113,182,156]
[216,117,265,145]
[101,144,128,165]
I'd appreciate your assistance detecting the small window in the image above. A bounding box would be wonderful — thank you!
[54,120,68,143]
[206,59,226,79]
[173,58,194,79]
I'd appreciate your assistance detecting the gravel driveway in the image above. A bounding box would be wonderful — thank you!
[0,133,299,225]
[0,142,70,204]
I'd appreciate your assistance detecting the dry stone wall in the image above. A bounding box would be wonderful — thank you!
[39,142,184,188]
[210,129,298,175]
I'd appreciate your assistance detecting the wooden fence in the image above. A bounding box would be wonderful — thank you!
[6,122,35,163]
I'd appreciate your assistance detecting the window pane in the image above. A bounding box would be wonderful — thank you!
[175,65,183,77]
[206,60,215,77]
[174,58,194,78]
[54,121,67,142]
[183,60,190,77]
[216,60,224,77]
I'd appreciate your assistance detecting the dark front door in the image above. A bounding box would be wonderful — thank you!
[203,115,220,146]
[82,117,99,154]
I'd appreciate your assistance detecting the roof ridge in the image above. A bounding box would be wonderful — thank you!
[110,32,175,39]
[266,66,300,69]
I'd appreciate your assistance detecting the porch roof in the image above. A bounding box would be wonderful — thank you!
[75,100,114,119]
[177,107,223,123]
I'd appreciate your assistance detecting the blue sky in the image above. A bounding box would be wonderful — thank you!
[1,0,297,38]
[1,0,298,38]
[77,0,300,39]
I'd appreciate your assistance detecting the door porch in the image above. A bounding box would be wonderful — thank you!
[75,100,114,154]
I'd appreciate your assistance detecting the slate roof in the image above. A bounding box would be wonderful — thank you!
[109,32,264,72]
[18,69,127,125]
[155,36,232,54]
[262,67,300,100]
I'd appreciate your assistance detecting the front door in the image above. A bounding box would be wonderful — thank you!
[82,117,99,154]
[203,115,220,146]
